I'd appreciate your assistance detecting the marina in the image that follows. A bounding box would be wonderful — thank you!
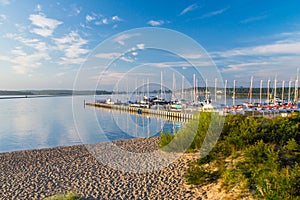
[86,70,300,118]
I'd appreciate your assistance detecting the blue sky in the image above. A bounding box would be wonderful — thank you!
[0,0,300,90]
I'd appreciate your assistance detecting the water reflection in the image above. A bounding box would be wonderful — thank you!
[0,96,184,152]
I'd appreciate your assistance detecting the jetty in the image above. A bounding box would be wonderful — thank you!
[85,102,194,121]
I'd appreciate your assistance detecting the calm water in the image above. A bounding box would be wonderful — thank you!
[0,96,182,153]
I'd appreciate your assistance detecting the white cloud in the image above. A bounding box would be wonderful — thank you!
[136,43,145,50]
[1,34,51,74]
[86,15,95,22]
[5,34,49,52]
[54,31,89,65]
[222,62,276,72]
[143,61,214,68]
[198,7,229,19]
[29,14,63,37]
[0,50,50,74]
[147,20,165,26]
[211,33,300,81]
[214,42,300,58]
[56,72,65,77]
[35,4,42,12]
[180,3,198,16]
[113,33,140,45]
[112,15,122,22]
[69,4,81,16]
[90,72,125,83]
[240,15,267,24]
[120,56,134,63]
[102,18,108,24]
[11,48,27,56]
[0,14,6,24]
[85,13,121,26]
[57,57,86,65]
[30,28,53,37]
[181,53,203,59]
[94,52,122,59]
[0,0,10,6]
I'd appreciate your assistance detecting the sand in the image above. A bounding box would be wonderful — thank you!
[0,137,212,200]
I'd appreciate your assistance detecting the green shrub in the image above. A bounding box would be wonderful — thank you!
[182,113,300,199]
[43,192,81,200]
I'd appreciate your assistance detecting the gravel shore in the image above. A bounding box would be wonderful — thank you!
[0,137,211,200]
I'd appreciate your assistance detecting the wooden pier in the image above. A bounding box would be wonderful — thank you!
[85,102,194,121]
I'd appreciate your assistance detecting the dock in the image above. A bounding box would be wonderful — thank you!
[85,102,194,121]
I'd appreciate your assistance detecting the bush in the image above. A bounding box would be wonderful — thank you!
[43,192,81,200]
[181,113,300,199]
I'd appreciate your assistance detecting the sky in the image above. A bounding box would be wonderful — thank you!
[1,0,300,90]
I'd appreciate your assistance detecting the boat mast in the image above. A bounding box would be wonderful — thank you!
[147,78,150,99]
[274,74,277,102]
[259,80,263,105]
[193,74,196,103]
[267,79,270,104]
[288,80,292,103]
[294,68,299,102]
[136,78,138,101]
[142,79,145,97]
[160,71,163,99]
[205,78,208,104]
[281,80,285,102]
[126,77,129,102]
[181,75,184,100]
[116,82,118,95]
[224,80,227,106]
[215,78,217,103]
[233,80,236,106]
[249,76,253,104]
[196,78,199,102]
[172,73,176,100]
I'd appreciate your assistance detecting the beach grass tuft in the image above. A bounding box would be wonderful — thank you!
[43,192,81,200]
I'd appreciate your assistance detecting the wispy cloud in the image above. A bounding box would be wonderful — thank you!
[112,15,122,22]
[54,31,89,65]
[86,14,96,22]
[212,34,300,80]
[222,61,276,72]
[147,20,165,26]
[29,14,63,37]
[143,60,214,68]
[180,3,198,16]
[56,72,65,77]
[240,15,267,24]
[213,42,300,57]
[34,4,42,12]
[0,48,50,74]
[0,14,6,24]
[198,7,229,19]
[69,4,81,16]
[94,52,122,59]
[85,13,122,26]
[1,34,51,74]
[0,0,10,6]
[113,33,140,45]
[102,18,109,24]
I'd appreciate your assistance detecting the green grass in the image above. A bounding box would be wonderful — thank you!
[160,112,300,199]
[43,192,81,200]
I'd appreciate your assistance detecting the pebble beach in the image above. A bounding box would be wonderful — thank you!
[0,137,218,200]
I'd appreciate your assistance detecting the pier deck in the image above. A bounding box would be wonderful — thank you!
[85,102,194,121]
